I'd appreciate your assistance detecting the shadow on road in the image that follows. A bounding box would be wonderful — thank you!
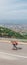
[17,47,22,50]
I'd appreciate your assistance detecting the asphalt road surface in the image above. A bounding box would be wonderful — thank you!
[0,42,27,65]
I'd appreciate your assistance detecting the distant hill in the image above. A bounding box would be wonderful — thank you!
[0,24,27,33]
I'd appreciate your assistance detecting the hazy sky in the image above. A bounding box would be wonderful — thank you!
[0,0,27,24]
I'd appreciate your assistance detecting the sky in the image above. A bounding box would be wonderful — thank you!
[0,0,27,24]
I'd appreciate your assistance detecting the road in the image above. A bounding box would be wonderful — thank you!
[0,41,27,65]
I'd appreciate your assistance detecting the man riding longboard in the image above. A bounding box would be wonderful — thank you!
[11,41,18,50]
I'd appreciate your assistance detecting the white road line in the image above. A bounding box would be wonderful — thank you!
[0,52,27,59]
[0,52,17,60]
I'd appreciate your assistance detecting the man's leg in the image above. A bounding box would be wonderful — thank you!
[14,44,17,50]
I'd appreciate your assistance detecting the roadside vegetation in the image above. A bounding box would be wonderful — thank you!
[0,26,27,39]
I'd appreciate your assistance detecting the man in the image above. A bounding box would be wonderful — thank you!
[11,41,18,50]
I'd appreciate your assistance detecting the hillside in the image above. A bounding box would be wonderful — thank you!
[0,26,27,39]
